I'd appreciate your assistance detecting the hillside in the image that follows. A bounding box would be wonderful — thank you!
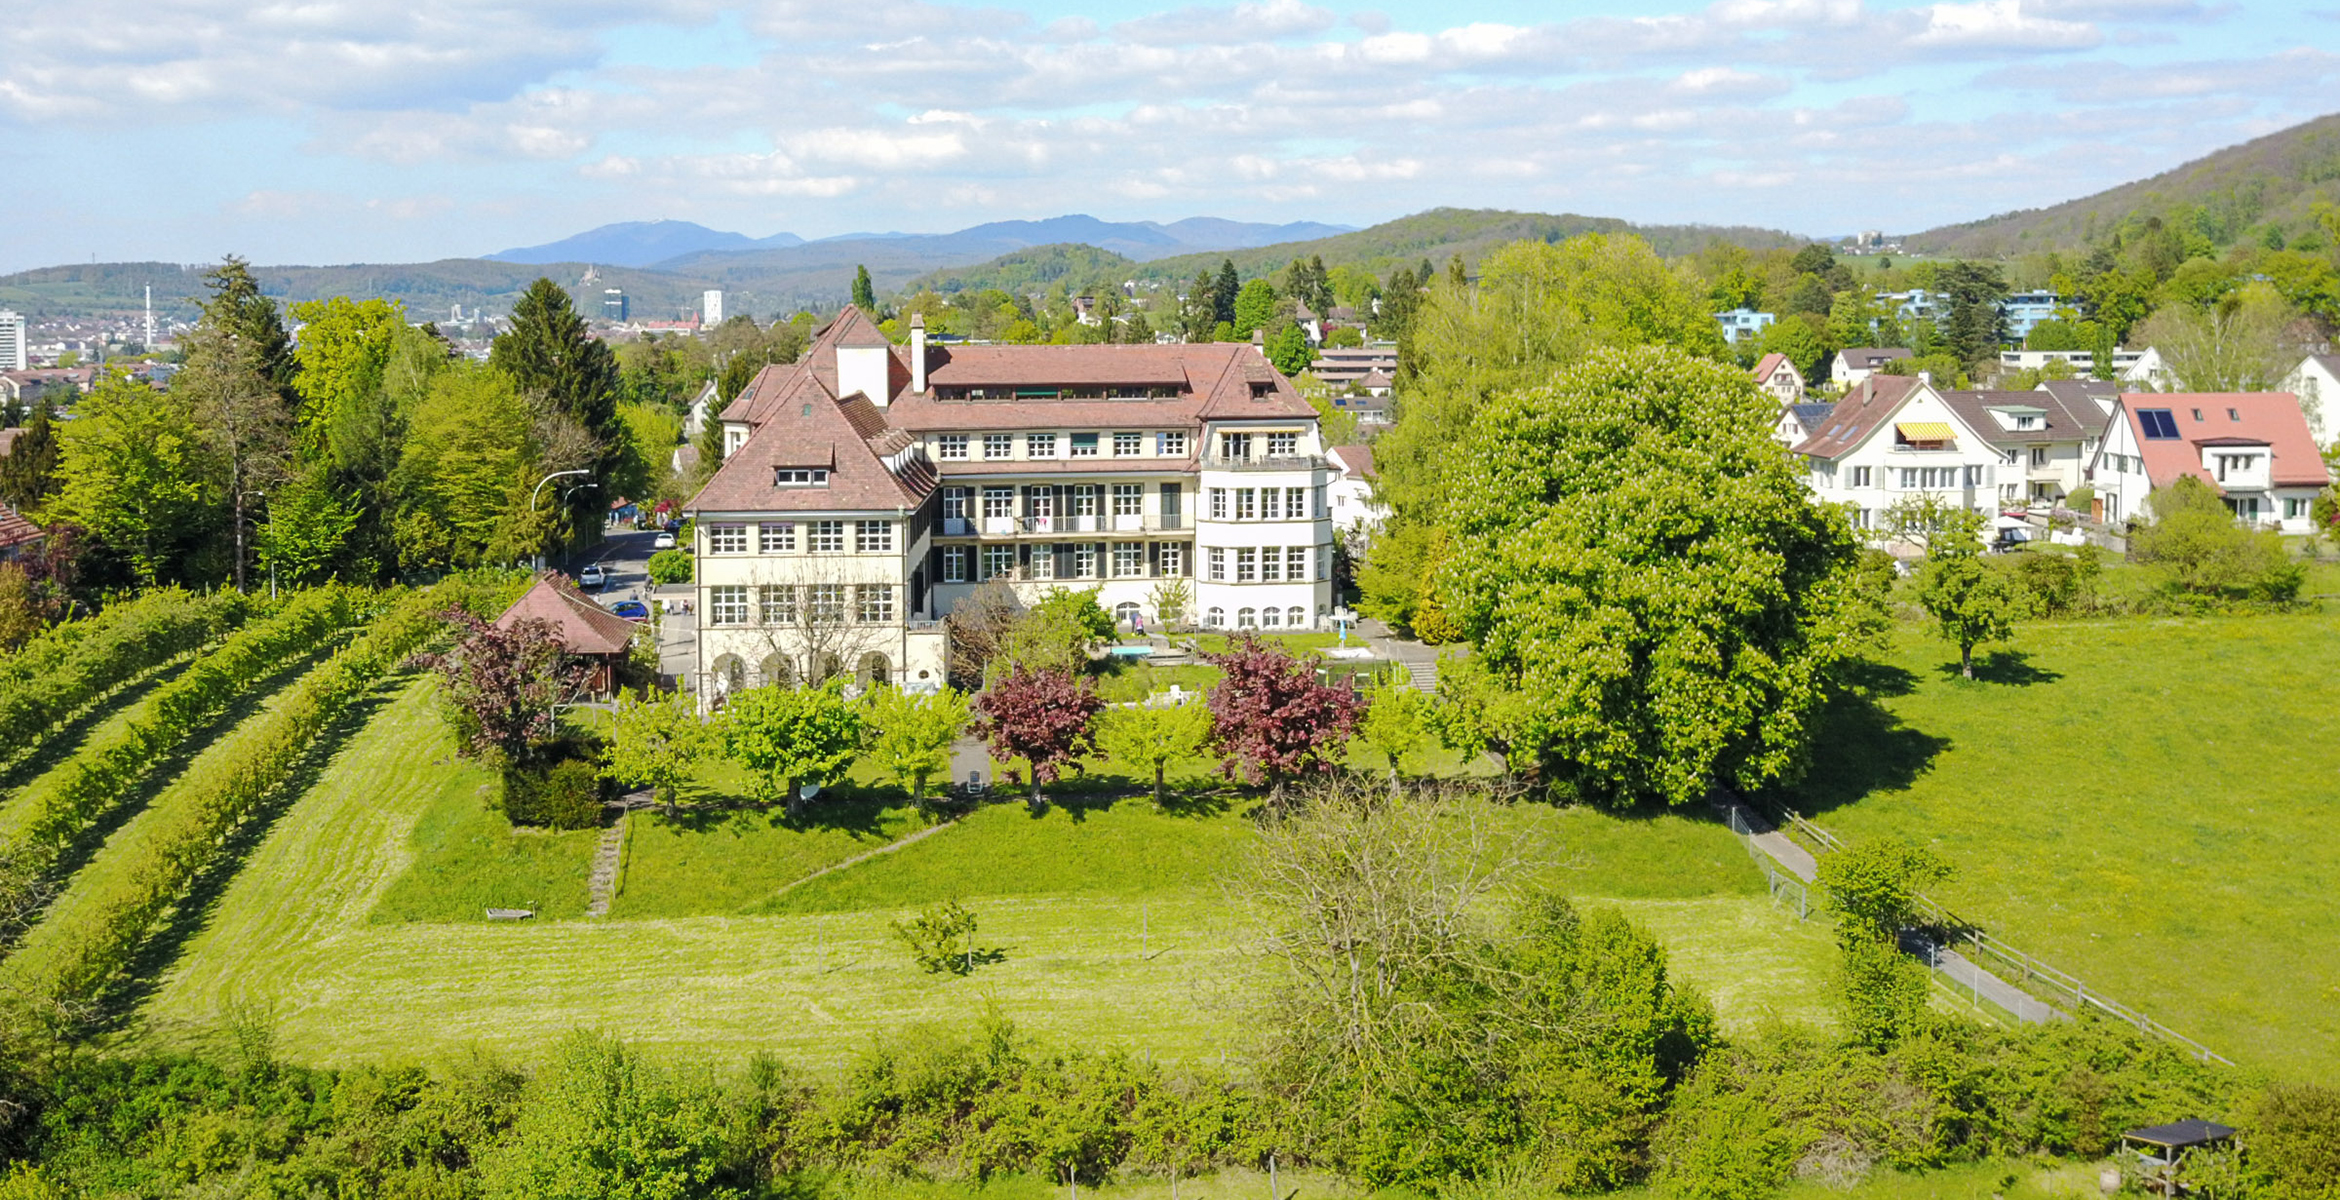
[487,220,803,268]
[1908,112,2340,258]
[0,259,721,323]
[914,208,1807,295]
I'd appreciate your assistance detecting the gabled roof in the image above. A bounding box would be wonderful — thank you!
[494,577,636,657]
[1938,388,2110,447]
[2116,392,2330,491]
[1753,352,1796,382]
[1790,374,1924,459]
[2038,377,2120,412]
[2304,352,2340,378]
[1837,347,1912,371]
[1328,444,1377,480]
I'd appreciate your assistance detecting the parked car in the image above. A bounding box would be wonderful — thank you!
[611,599,651,622]
[578,564,607,588]
[653,531,677,550]
[662,518,683,533]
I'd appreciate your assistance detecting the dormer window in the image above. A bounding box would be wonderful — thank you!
[775,468,830,487]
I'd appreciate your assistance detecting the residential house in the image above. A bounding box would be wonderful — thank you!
[1325,444,1388,545]
[1715,308,1776,345]
[1936,388,2111,507]
[1831,347,1912,390]
[493,576,641,696]
[690,307,1337,699]
[2088,393,2330,531]
[2279,353,2340,444]
[1773,401,1835,448]
[0,499,42,562]
[1309,344,1398,389]
[1792,373,2004,543]
[1753,352,1805,404]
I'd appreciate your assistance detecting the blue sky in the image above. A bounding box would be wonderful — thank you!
[0,0,2333,272]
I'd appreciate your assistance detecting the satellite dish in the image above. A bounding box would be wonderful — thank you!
[799,782,822,802]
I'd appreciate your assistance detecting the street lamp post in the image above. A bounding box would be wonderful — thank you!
[529,469,592,572]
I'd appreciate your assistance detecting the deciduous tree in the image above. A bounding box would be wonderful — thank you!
[426,611,587,767]
[47,370,214,587]
[973,667,1103,807]
[601,688,710,810]
[1096,702,1211,806]
[722,680,865,814]
[0,395,59,512]
[865,686,972,807]
[1914,509,2019,679]
[1204,636,1362,802]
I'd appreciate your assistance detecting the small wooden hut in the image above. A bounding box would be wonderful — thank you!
[492,576,638,697]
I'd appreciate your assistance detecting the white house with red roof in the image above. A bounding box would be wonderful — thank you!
[2088,393,2330,530]
[1752,352,1804,404]
[1791,373,2005,542]
[688,306,1336,698]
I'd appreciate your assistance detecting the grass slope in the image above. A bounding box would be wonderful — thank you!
[144,681,1832,1069]
[1779,615,2340,1077]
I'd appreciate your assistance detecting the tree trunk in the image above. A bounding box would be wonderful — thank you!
[1153,762,1166,808]
[232,482,247,593]
[1961,642,1975,679]
[786,773,802,817]
[1029,774,1044,811]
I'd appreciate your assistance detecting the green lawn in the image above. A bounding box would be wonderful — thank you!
[141,678,1833,1070]
[1777,613,2340,1079]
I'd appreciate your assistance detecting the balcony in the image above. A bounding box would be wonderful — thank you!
[945,514,1187,537]
[1201,455,1326,472]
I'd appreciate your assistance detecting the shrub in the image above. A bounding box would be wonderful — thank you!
[2246,1083,2340,1200]
[501,759,605,830]
[889,900,995,975]
[2015,552,2081,617]
[483,1032,747,1200]
[647,549,693,584]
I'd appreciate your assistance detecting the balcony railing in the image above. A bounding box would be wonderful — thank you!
[945,514,1186,536]
[1202,455,1326,472]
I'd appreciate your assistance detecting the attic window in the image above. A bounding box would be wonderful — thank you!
[802,404,812,417]
[2228,408,2240,421]
[775,468,830,487]
[2190,408,2203,421]
[1249,382,1274,398]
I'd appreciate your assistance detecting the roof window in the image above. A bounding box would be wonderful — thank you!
[775,468,830,487]
[2228,408,2240,421]
[2190,408,2203,421]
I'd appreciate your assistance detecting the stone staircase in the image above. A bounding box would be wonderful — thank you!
[586,812,628,918]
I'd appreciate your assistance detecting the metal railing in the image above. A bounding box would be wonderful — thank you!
[949,515,1186,536]
[1201,455,1326,472]
[1755,798,2233,1065]
[1722,804,1810,920]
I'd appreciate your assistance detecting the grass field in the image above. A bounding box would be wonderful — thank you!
[1778,613,2340,1078]
[140,678,1835,1070]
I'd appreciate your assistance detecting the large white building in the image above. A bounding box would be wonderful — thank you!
[685,306,1336,699]
[0,311,25,373]
[702,290,725,327]
[1791,373,2006,543]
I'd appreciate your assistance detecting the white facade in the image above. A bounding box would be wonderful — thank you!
[2089,398,2327,533]
[0,311,25,373]
[693,512,949,699]
[702,290,725,326]
[2280,355,2340,445]
[1800,381,2004,542]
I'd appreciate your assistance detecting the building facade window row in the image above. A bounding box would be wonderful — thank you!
[1204,604,1323,629]
[705,520,895,554]
[706,584,895,626]
[940,541,1189,583]
[1207,486,1320,521]
[935,430,1191,461]
[1204,545,1329,583]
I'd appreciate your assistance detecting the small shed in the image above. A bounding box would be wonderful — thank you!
[2122,1119,2237,1194]
[493,576,638,696]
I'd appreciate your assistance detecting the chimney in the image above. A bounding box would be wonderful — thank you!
[1919,370,1934,386]
[910,312,928,395]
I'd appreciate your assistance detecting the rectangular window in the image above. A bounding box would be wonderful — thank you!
[983,488,1015,519]
[938,434,968,459]
[774,468,831,486]
[1207,547,1225,581]
[807,584,846,624]
[2030,447,2048,468]
[1236,548,1258,582]
[1849,466,1871,488]
[857,584,895,624]
[1159,544,1184,577]
[709,585,748,626]
[983,545,1017,580]
[1031,545,1056,580]
[1209,488,1228,520]
[1114,432,1143,456]
[1236,488,1257,520]
[1314,545,1329,581]
[808,521,845,552]
[942,488,969,520]
[1073,543,1099,578]
[1070,485,1099,518]
[1158,431,1188,457]
[760,585,796,625]
[1267,431,1297,457]
[1290,546,1310,580]
[1260,547,1282,581]
[1287,486,1309,518]
[1221,432,1252,459]
[1070,432,1100,457]
[856,521,894,552]
[943,546,969,583]
[1114,542,1143,577]
[1112,484,1142,517]
[1027,432,1057,457]
[707,523,748,554]
[757,522,796,553]
[1261,488,1282,521]
[2287,498,2311,519]
[1964,465,1985,487]
[984,433,1014,459]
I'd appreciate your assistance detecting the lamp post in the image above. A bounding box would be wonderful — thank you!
[529,469,591,572]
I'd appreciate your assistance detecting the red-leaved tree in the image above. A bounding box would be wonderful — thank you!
[426,611,588,767]
[973,666,1105,808]
[1205,635,1365,803]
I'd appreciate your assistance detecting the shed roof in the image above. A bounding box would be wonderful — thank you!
[494,577,637,657]
[0,499,41,551]
[2124,1119,2235,1149]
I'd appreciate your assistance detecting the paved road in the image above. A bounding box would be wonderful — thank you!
[570,527,698,683]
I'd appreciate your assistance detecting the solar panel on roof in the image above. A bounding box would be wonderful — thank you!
[2138,409,2180,440]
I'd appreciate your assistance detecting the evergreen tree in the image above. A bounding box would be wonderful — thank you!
[852,265,877,311]
[1213,259,1240,327]
[1306,254,1334,313]
[490,278,622,557]
[1446,254,1467,289]
[0,395,60,511]
[197,256,296,403]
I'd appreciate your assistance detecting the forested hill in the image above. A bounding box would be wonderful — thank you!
[1908,112,2340,259]
[903,208,1807,296]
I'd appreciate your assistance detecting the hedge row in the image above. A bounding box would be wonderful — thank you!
[0,590,252,762]
[0,586,367,868]
[0,584,461,1009]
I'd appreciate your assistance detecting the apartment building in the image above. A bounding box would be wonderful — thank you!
[1936,388,2111,507]
[0,311,25,373]
[685,306,1336,699]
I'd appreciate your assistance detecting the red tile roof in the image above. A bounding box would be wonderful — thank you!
[1752,352,1790,381]
[1328,444,1377,479]
[1790,374,1923,459]
[2119,392,2330,491]
[494,577,636,657]
[0,500,40,552]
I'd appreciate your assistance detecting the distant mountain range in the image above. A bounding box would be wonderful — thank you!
[486,221,805,268]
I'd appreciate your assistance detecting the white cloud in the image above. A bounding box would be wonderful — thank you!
[1912,0,2100,50]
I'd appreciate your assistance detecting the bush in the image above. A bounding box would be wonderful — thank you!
[889,899,994,975]
[501,759,605,830]
[2247,1083,2340,1200]
[647,549,693,585]
[2015,552,2081,617]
